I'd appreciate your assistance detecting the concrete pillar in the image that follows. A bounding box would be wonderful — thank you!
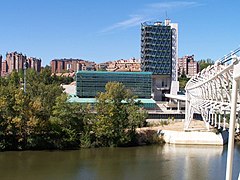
[207,121,210,131]
[177,100,180,113]
[207,109,210,123]
[211,112,214,126]
[184,91,190,128]
[214,113,217,127]
[218,113,221,129]
[223,111,226,131]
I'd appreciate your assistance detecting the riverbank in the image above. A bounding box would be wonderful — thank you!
[137,120,240,145]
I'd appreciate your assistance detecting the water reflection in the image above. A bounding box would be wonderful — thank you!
[161,145,224,180]
[0,144,239,180]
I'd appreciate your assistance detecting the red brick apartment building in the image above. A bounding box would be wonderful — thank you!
[1,52,41,76]
[178,55,200,78]
[51,59,96,73]
[50,57,141,74]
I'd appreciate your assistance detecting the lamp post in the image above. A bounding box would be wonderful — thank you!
[23,60,28,94]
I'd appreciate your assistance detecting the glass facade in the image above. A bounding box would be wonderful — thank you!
[76,71,152,98]
[141,22,172,75]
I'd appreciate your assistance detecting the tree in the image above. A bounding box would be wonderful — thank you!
[93,82,147,147]
[198,59,214,71]
[0,67,77,150]
[178,71,190,91]
[48,94,91,149]
[0,70,148,150]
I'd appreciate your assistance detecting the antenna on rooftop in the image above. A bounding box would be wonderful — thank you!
[165,11,168,19]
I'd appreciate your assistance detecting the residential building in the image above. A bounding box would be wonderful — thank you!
[6,52,27,73]
[51,59,96,73]
[95,62,109,71]
[106,58,141,72]
[141,19,179,100]
[1,61,7,76]
[76,71,152,99]
[178,55,199,78]
[28,57,42,72]
[1,52,41,76]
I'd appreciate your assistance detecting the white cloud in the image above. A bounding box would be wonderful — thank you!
[148,1,200,9]
[101,15,145,33]
[101,1,201,33]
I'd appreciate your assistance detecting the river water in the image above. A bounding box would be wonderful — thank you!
[0,143,240,180]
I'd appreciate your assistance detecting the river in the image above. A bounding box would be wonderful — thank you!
[0,143,240,180]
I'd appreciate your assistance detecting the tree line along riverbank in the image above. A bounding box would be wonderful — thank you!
[0,68,150,151]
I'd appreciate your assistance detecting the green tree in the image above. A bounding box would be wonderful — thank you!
[198,59,214,71]
[93,82,147,147]
[0,67,76,150]
[48,94,90,149]
[178,72,190,91]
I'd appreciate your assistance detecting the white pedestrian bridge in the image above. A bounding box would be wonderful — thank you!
[184,47,240,180]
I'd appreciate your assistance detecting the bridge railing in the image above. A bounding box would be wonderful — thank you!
[226,57,240,180]
[185,53,240,131]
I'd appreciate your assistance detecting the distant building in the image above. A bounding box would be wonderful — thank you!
[95,62,109,71]
[1,61,7,76]
[6,52,27,73]
[141,19,179,100]
[1,52,41,76]
[51,59,96,73]
[76,71,152,99]
[106,58,141,72]
[178,55,199,78]
[28,57,41,72]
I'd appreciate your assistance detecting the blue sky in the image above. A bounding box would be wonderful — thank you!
[0,0,239,66]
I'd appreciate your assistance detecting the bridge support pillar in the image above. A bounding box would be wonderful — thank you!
[211,112,214,126]
[177,100,180,113]
[218,113,221,129]
[223,111,226,131]
[226,66,239,180]
[207,121,210,131]
[214,113,217,127]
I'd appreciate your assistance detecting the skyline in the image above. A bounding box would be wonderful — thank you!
[0,0,240,66]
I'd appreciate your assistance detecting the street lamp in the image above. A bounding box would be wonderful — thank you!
[23,60,28,94]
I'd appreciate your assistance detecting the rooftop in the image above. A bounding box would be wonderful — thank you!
[76,71,152,75]
[68,95,156,105]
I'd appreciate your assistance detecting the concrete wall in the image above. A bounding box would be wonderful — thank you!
[152,75,171,101]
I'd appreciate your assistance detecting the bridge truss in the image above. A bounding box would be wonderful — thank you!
[185,48,240,179]
[185,48,240,131]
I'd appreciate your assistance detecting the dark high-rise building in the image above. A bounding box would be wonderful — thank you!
[141,22,172,75]
[141,19,179,100]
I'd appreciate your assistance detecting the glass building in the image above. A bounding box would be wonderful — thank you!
[141,19,178,80]
[141,19,179,101]
[76,71,152,98]
[141,21,172,75]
